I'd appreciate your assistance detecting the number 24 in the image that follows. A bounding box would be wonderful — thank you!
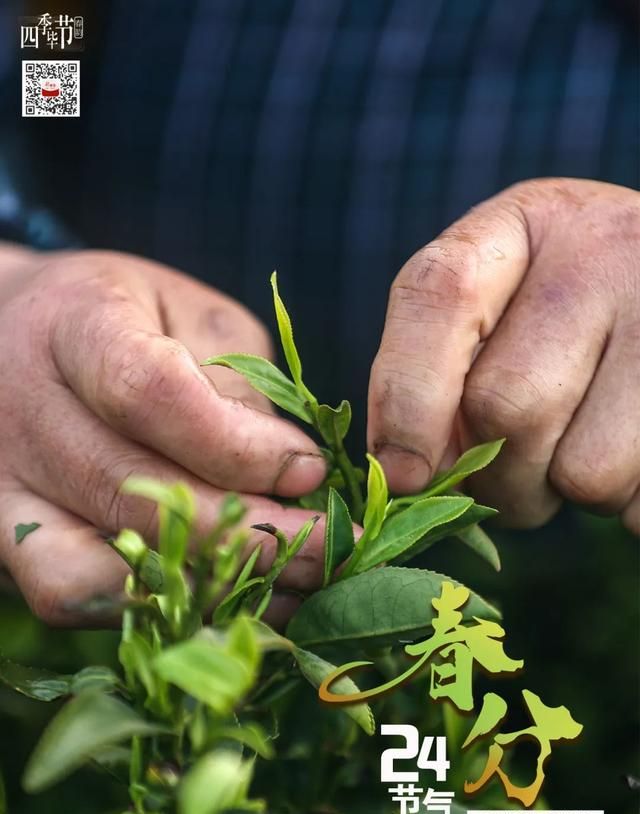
[380,725,449,783]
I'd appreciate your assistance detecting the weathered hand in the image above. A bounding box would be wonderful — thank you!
[369,179,640,534]
[0,247,326,624]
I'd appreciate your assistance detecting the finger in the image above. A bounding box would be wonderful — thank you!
[549,323,640,516]
[14,386,328,591]
[458,263,608,526]
[0,485,129,626]
[50,279,324,497]
[155,269,276,410]
[368,191,532,493]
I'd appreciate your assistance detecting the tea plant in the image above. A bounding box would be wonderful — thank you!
[0,274,509,814]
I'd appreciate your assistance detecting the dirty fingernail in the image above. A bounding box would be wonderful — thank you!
[375,443,432,494]
[275,452,326,497]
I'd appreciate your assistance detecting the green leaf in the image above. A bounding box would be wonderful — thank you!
[287,566,500,648]
[139,549,166,594]
[0,658,70,701]
[288,515,320,560]
[227,616,260,675]
[213,723,274,759]
[361,454,388,542]
[456,524,501,571]
[323,488,355,586]
[201,354,311,424]
[298,481,330,512]
[214,578,265,622]
[14,523,41,544]
[153,625,259,715]
[414,439,504,500]
[110,529,147,568]
[70,666,122,695]
[353,496,474,573]
[123,478,194,568]
[234,545,263,592]
[316,400,352,443]
[178,750,259,814]
[245,620,294,653]
[119,632,158,699]
[270,272,315,407]
[393,502,497,564]
[293,648,375,735]
[23,691,164,793]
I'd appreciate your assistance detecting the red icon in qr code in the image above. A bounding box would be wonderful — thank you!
[40,79,60,97]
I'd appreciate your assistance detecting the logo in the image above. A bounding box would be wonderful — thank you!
[40,78,60,97]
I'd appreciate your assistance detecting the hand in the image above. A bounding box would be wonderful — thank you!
[0,247,326,624]
[368,179,640,534]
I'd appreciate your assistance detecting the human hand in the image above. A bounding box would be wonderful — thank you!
[0,247,326,624]
[368,179,640,534]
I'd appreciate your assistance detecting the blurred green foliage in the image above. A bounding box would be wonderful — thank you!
[0,508,637,813]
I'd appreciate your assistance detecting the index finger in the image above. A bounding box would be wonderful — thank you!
[367,188,534,493]
[49,267,325,498]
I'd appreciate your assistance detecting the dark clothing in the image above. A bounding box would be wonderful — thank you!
[1,0,638,424]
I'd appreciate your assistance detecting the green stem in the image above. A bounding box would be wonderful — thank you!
[334,444,364,524]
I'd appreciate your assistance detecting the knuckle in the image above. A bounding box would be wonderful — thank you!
[462,367,546,438]
[85,453,159,534]
[549,452,618,508]
[391,244,479,320]
[97,332,199,431]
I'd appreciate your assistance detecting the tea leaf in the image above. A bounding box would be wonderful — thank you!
[0,658,70,701]
[201,353,311,424]
[178,750,258,814]
[293,647,375,735]
[298,481,330,511]
[215,578,265,623]
[139,549,166,593]
[119,632,158,699]
[361,454,388,543]
[14,523,41,544]
[287,567,500,648]
[288,515,320,560]
[23,691,164,793]
[123,479,194,567]
[234,544,263,592]
[456,524,501,571]
[393,502,498,564]
[70,666,122,695]
[323,488,355,586]
[270,272,315,406]
[213,723,274,759]
[110,528,147,568]
[352,496,473,573]
[396,440,505,506]
[154,623,259,715]
[227,615,260,674]
[316,400,352,443]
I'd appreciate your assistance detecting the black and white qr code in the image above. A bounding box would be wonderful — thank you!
[22,60,80,117]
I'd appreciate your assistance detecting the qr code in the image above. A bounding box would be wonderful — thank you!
[22,60,80,117]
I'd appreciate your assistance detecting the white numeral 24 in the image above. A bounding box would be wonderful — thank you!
[380,725,450,783]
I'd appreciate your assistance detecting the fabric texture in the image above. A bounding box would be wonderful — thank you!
[1,0,638,419]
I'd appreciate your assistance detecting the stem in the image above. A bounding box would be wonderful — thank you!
[334,443,364,524]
